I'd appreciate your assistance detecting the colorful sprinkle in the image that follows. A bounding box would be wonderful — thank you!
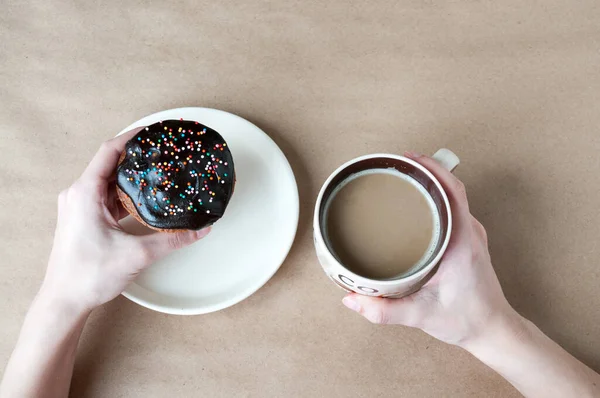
[118,120,234,227]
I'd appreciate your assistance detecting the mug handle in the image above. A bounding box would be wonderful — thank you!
[432,148,460,172]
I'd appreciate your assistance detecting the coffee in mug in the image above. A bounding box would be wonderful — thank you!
[325,170,441,280]
[313,149,459,297]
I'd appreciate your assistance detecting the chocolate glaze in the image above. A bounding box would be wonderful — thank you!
[117,119,235,230]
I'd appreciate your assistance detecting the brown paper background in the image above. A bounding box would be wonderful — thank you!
[1,1,600,397]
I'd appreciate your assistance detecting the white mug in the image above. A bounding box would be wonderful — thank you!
[313,149,460,298]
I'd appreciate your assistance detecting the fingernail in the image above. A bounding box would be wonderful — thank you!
[404,151,422,159]
[195,227,211,239]
[342,296,362,313]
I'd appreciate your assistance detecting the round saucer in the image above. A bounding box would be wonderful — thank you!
[118,107,299,315]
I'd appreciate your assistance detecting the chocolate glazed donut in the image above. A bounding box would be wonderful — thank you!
[116,119,235,231]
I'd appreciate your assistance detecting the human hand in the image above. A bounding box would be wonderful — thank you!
[41,128,210,313]
[341,152,516,347]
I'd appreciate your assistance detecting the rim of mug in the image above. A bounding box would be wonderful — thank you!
[313,153,453,286]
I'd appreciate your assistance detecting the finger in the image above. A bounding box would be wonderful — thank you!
[470,215,489,248]
[404,151,469,216]
[137,227,211,262]
[106,183,129,221]
[82,127,145,182]
[116,201,129,220]
[405,152,471,235]
[57,189,67,214]
[342,293,423,327]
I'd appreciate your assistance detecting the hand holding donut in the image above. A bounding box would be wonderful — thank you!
[41,127,212,313]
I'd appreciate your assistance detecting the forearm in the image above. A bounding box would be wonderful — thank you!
[0,286,90,398]
[463,310,600,398]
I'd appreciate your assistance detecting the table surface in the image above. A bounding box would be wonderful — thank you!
[2,1,600,397]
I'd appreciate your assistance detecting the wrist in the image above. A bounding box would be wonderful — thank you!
[36,282,94,321]
[460,306,529,357]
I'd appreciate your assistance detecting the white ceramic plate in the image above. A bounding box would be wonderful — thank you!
[117,108,299,315]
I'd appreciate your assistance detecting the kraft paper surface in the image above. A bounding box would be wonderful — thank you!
[1,1,599,397]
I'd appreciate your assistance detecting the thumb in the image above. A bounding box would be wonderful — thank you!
[342,293,423,326]
[138,227,211,261]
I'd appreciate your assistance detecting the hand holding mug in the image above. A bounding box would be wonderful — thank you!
[342,152,515,347]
